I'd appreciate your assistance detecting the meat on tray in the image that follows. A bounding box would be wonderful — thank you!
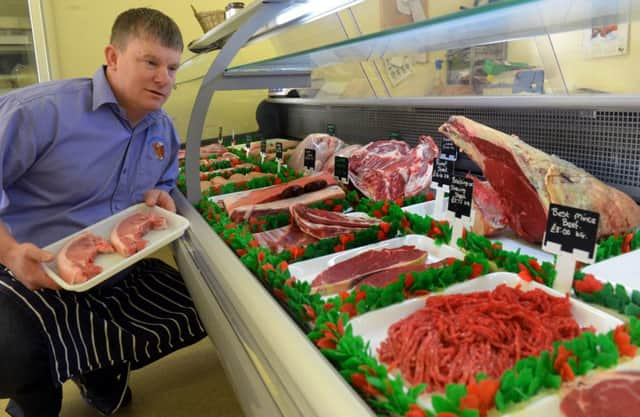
[377,284,581,391]
[111,211,168,257]
[353,258,453,290]
[439,116,640,242]
[560,370,640,417]
[311,245,427,295]
[56,232,115,284]
[201,172,274,194]
[253,224,318,253]
[178,142,228,160]
[288,133,345,174]
[223,173,337,214]
[230,185,345,222]
[349,135,439,201]
[291,204,381,240]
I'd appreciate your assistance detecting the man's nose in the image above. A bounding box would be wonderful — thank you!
[154,67,171,85]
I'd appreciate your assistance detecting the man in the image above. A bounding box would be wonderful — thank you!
[0,8,205,417]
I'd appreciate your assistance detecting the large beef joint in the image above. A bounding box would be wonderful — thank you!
[348,136,439,201]
[439,116,640,242]
[560,371,640,417]
[56,232,115,284]
[111,211,168,257]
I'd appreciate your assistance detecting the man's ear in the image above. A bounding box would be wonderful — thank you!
[105,44,118,69]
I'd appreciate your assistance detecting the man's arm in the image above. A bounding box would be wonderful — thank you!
[0,220,59,291]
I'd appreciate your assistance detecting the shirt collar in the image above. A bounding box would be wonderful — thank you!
[91,66,163,124]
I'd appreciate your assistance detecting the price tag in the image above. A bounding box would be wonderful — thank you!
[275,142,284,173]
[218,126,223,145]
[431,158,454,217]
[441,137,458,161]
[260,138,267,163]
[542,204,600,293]
[327,123,336,135]
[390,132,401,140]
[446,175,474,245]
[244,135,251,149]
[231,130,236,147]
[304,148,316,172]
[334,156,349,184]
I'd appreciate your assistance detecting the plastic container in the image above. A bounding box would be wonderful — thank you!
[42,203,190,292]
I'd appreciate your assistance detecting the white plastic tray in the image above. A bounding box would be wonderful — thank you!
[42,203,190,292]
[287,234,465,292]
[582,249,640,291]
[349,272,625,414]
[402,201,554,263]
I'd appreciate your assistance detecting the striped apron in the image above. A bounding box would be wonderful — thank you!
[0,259,205,385]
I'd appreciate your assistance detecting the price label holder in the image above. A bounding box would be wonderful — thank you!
[390,132,401,140]
[260,138,267,164]
[218,126,223,145]
[327,123,336,136]
[334,156,349,185]
[244,135,251,157]
[446,175,474,245]
[275,142,284,173]
[304,148,316,174]
[542,204,600,293]
[431,158,454,218]
[231,129,236,147]
[441,137,458,161]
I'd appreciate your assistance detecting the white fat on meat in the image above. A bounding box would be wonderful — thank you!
[110,211,168,257]
[56,232,115,284]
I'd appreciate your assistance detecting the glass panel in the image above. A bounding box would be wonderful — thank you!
[0,0,38,94]
[226,0,639,79]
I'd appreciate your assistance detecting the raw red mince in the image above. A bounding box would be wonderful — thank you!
[377,284,581,392]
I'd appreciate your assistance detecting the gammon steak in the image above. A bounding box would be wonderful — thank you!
[111,211,168,257]
[56,232,115,284]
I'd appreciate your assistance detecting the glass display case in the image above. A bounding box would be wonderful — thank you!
[173,1,640,416]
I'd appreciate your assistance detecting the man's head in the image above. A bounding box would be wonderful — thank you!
[104,8,183,125]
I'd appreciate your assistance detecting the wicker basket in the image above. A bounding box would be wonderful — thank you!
[191,5,225,33]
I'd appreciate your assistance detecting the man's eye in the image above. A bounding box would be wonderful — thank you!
[146,60,157,67]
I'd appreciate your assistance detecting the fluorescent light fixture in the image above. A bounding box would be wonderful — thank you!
[274,0,364,26]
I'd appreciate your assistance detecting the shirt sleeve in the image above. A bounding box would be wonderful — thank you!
[154,118,180,194]
[0,95,40,213]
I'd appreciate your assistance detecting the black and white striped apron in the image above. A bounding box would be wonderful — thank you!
[0,259,205,386]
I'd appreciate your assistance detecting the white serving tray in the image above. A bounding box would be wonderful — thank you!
[349,272,625,415]
[42,203,190,292]
[402,201,554,263]
[287,234,465,292]
[582,249,640,291]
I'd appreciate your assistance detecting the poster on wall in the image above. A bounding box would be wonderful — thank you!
[583,0,630,58]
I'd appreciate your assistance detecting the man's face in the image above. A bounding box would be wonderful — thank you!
[105,36,181,123]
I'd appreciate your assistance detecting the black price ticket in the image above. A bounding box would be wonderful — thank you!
[441,137,458,161]
[543,204,600,258]
[275,142,283,160]
[334,156,349,183]
[447,175,473,219]
[327,123,336,135]
[304,148,316,171]
[432,158,454,188]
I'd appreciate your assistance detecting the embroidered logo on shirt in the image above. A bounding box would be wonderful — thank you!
[152,142,165,160]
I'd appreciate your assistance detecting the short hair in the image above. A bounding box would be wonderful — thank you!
[110,8,183,52]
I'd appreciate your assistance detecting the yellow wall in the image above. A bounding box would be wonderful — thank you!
[42,0,276,141]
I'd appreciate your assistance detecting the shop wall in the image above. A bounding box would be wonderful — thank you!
[41,0,277,141]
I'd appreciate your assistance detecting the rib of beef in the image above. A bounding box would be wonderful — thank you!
[290,204,381,240]
[56,232,115,284]
[439,116,640,242]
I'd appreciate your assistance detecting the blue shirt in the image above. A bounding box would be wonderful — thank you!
[0,67,179,247]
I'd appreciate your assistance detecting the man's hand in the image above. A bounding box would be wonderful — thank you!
[3,243,59,291]
[144,189,176,213]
